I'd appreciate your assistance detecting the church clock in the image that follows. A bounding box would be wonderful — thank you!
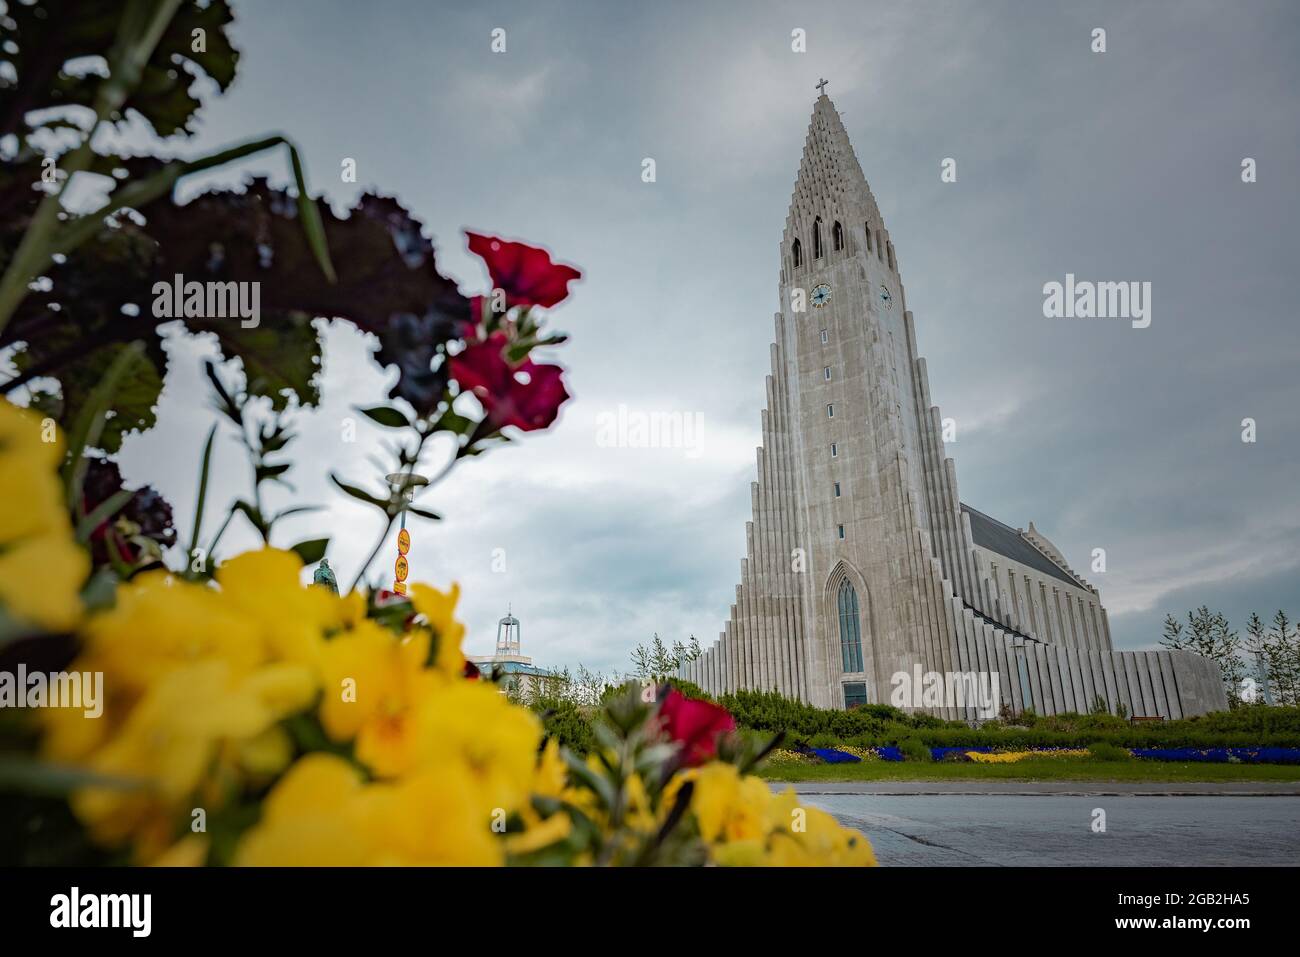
[879,284,893,310]
[811,283,832,307]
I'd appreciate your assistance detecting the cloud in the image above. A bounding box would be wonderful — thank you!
[95,0,1300,677]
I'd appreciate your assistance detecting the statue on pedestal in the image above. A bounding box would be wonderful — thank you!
[312,557,339,595]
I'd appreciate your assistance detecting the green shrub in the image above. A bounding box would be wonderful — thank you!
[1086,742,1132,762]
[534,697,595,755]
[667,679,713,702]
[899,738,931,762]
[721,691,1300,751]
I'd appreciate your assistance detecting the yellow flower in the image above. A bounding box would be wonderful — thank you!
[764,788,876,866]
[407,679,542,810]
[80,571,266,697]
[0,532,89,633]
[235,754,503,866]
[317,619,441,777]
[0,399,86,632]
[327,588,368,632]
[688,763,769,844]
[506,810,572,856]
[676,763,876,866]
[236,723,295,779]
[149,834,210,867]
[44,571,270,766]
[533,738,568,799]
[216,547,335,669]
[408,582,467,679]
[69,659,316,851]
[0,398,66,542]
[233,754,374,866]
[358,767,503,866]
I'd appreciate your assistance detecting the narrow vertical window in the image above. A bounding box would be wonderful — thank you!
[831,443,837,457]
[865,224,873,252]
[827,404,834,418]
[832,220,844,251]
[837,524,846,540]
[813,217,823,259]
[820,329,828,344]
[792,238,802,268]
[838,579,863,673]
[887,242,896,271]
[824,366,831,380]
[876,231,883,261]
[834,482,841,497]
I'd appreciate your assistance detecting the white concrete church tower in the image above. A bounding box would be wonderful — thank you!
[680,90,1227,720]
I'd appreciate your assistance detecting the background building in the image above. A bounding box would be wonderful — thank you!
[679,93,1227,720]
[470,609,564,698]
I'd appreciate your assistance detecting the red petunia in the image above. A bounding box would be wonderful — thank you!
[658,690,736,767]
[450,333,570,433]
[466,231,581,309]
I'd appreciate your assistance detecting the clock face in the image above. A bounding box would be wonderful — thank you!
[811,283,832,307]
[879,284,893,310]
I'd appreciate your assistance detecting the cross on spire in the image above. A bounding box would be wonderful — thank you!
[815,77,828,95]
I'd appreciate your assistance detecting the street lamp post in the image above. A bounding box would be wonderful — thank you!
[384,471,429,596]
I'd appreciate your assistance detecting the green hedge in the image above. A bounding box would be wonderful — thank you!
[533,697,596,755]
[719,690,1300,749]
[532,687,1300,755]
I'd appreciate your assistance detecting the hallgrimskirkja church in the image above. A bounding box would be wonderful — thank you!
[678,92,1226,720]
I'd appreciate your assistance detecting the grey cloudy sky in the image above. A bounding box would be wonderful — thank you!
[107,0,1298,674]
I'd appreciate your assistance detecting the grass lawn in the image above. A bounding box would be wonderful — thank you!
[757,759,1300,783]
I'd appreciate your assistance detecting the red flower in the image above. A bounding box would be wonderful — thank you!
[450,333,569,432]
[658,690,736,767]
[466,231,581,309]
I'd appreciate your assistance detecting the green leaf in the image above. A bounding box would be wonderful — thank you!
[290,538,329,565]
[330,474,390,511]
[203,359,243,424]
[254,461,292,484]
[286,142,338,284]
[187,422,218,561]
[260,431,292,454]
[232,499,267,536]
[194,311,323,412]
[79,569,120,614]
[562,749,616,810]
[405,505,441,521]
[431,407,476,436]
[63,340,147,503]
[271,505,321,523]
[0,756,147,798]
[359,405,412,429]
[74,487,135,542]
[653,780,695,849]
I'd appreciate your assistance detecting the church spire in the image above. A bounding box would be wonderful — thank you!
[783,91,894,282]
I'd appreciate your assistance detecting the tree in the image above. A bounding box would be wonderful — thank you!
[1244,610,1300,706]
[1160,606,1246,705]
[649,633,674,676]
[629,643,652,682]
[628,633,702,681]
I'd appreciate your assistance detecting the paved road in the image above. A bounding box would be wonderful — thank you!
[793,787,1300,865]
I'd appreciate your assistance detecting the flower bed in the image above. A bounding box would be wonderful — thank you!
[965,748,1091,764]
[1131,747,1300,764]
